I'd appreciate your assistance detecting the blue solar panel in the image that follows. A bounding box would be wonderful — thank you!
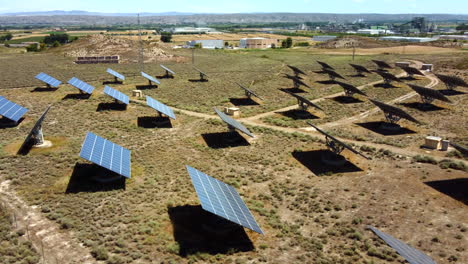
[214,108,254,138]
[35,72,61,87]
[369,226,436,264]
[146,96,176,120]
[186,165,263,234]
[67,77,95,94]
[79,132,131,178]
[141,72,160,85]
[0,96,28,122]
[104,86,129,105]
[160,64,175,75]
[106,68,125,81]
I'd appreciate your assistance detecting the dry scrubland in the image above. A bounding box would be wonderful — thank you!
[0,40,467,264]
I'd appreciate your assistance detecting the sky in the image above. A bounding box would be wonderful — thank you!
[0,0,466,14]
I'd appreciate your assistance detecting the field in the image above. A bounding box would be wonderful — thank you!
[0,38,467,264]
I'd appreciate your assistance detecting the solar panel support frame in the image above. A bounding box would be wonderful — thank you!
[18,106,51,154]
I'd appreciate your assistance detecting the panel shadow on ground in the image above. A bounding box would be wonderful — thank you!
[397,102,445,112]
[202,131,250,149]
[65,163,126,193]
[229,98,259,106]
[331,96,364,104]
[31,87,58,92]
[316,80,337,85]
[137,116,173,128]
[96,102,127,112]
[168,205,254,257]
[135,84,158,90]
[62,93,91,100]
[355,121,416,136]
[279,87,308,94]
[439,89,466,96]
[373,83,398,89]
[425,178,468,205]
[0,117,24,128]
[277,109,320,120]
[292,150,363,175]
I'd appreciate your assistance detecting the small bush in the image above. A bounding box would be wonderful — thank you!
[91,246,109,260]
[413,155,437,165]
[438,159,467,171]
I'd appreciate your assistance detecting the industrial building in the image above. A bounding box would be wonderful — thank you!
[169,27,221,34]
[357,29,394,35]
[312,35,337,42]
[186,39,224,49]
[379,36,436,43]
[437,35,468,41]
[239,38,277,49]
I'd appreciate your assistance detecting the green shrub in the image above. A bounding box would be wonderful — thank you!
[413,155,437,164]
[438,159,467,171]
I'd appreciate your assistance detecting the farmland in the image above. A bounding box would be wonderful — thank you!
[0,36,467,264]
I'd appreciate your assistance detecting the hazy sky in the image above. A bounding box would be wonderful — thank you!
[0,0,466,14]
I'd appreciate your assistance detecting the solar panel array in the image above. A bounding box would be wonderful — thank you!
[79,132,131,178]
[214,108,254,138]
[35,72,62,87]
[193,67,209,77]
[186,165,263,234]
[323,68,345,79]
[141,72,161,85]
[146,96,176,120]
[317,61,334,70]
[372,60,392,69]
[349,64,371,73]
[104,86,129,105]
[285,74,310,88]
[287,65,306,75]
[308,122,370,159]
[408,84,451,103]
[401,67,425,77]
[19,106,51,151]
[375,71,401,82]
[160,64,175,75]
[287,91,323,111]
[435,73,468,88]
[334,81,367,96]
[368,226,436,264]
[67,77,95,94]
[106,68,125,81]
[0,96,28,122]
[236,82,263,100]
[369,99,420,123]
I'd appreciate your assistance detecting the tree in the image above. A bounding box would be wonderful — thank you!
[4,33,12,41]
[44,33,69,45]
[160,32,172,43]
[52,40,61,47]
[281,40,287,48]
[286,37,293,48]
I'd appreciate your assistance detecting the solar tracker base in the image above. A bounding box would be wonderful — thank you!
[321,152,347,167]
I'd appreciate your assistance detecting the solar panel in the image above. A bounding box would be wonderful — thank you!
[193,67,209,77]
[35,72,62,87]
[434,73,468,89]
[375,71,401,82]
[349,64,371,74]
[146,96,176,120]
[372,60,393,69]
[368,226,436,264]
[317,61,334,70]
[186,165,263,234]
[235,82,263,100]
[369,99,420,124]
[308,122,370,159]
[334,81,367,96]
[286,91,323,111]
[79,132,131,178]
[19,105,51,151]
[104,86,129,105]
[106,68,125,81]
[214,108,254,138]
[285,74,310,88]
[287,65,306,75]
[67,77,95,94]
[0,96,28,122]
[401,67,425,77]
[160,64,175,75]
[408,84,451,103]
[323,68,345,80]
[141,72,161,85]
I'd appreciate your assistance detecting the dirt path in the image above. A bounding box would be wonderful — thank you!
[0,178,97,264]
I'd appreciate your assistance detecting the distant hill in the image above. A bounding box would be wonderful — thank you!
[1,10,195,17]
[0,12,467,26]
